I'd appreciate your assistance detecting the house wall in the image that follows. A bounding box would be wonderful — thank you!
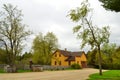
[75,57,81,65]
[70,61,76,65]
[51,51,68,66]
[80,53,87,61]
[75,53,87,68]
[80,53,87,68]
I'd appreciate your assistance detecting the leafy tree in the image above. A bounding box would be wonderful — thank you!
[32,33,47,64]
[99,0,120,12]
[32,32,58,65]
[22,52,33,60]
[0,4,31,69]
[68,0,110,75]
[116,46,120,51]
[101,43,120,69]
[114,46,120,63]
[101,43,117,63]
[88,44,120,69]
[87,49,98,66]
[44,32,58,53]
[16,52,32,61]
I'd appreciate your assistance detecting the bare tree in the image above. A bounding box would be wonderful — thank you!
[0,4,31,70]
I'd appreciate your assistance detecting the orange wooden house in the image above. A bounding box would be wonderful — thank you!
[51,49,87,68]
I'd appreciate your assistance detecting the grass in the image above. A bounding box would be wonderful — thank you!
[0,69,5,73]
[17,69,32,73]
[88,70,120,80]
[0,69,32,73]
[64,68,76,70]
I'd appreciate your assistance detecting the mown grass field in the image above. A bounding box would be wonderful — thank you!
[88,70,120,80]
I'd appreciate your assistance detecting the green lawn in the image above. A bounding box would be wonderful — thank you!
[88,70,120,80]
[0,69,5,73]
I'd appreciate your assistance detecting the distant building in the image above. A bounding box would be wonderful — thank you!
[51,49,87,68]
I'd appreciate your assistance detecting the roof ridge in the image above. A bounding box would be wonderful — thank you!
[58,49,85,57]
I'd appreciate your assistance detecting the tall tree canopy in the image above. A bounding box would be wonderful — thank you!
[32,32,59,65]
[68,0,110,75]
[0,4,31,68]
[99,0,120,12]
[88,43,120,69]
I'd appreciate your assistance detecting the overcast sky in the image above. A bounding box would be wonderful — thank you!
[0,0,120,52]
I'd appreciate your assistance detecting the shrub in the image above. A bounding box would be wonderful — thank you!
[94,63,120,70]
[71,63,81,69]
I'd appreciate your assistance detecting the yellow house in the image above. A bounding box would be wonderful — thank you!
[51,49,87,68]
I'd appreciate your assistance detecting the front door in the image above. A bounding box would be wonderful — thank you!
[81,61,87,68]
[68,61,71,66]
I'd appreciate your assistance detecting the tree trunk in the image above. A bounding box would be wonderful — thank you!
[9,53,16,73]
[98,45,102,75]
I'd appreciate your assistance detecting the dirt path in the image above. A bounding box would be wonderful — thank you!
[0,68,99,80]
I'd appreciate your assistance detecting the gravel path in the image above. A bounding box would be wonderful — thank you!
[0,68,99,80]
